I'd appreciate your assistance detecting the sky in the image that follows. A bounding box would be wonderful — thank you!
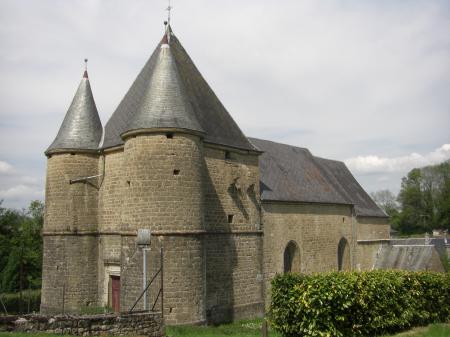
[0,0,449,210]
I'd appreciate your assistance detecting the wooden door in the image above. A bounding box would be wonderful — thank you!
[111,276,120,313]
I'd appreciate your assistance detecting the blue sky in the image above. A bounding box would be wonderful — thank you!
[0,0,449,209]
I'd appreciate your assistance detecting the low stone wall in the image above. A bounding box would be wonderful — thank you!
[0,311,164,337]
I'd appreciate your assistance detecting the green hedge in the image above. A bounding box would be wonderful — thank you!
[270,271,450,337]
[0,289,41,314]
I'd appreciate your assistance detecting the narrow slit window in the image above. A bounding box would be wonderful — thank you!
[227,214,234,223]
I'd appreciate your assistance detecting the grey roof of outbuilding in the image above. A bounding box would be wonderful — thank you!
[249,137,387,217]
[103,27,256,151]
[314,156,387,217]
[46,72,102,154]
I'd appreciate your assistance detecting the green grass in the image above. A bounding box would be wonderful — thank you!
[381,324,450,337]
[0,322,448,337]
[165,319,282,337]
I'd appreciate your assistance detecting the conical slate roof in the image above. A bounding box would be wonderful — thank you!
[125,36,204,134]
[103,26,257,151]
[46,71,103,154]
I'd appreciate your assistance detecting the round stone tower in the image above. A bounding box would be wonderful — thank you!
[41,66,103,314]
[117,29,206,324]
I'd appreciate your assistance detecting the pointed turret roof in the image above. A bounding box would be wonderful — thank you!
[103,25,257,151]
[124,29,204,135]
[46,68,103,155]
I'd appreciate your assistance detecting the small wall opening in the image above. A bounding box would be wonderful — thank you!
[283,241,301,273]
[225,151,231,160]
[227,214,234,223]
[173,169,180,175]
[166,133,174,139]
[338,237,351,271]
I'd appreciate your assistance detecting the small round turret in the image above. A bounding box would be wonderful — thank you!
[41,65,102,314]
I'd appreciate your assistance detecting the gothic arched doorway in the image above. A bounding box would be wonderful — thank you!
[337,238,350,271]
[283,241,301,273]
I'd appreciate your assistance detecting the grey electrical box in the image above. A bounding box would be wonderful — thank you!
[137,228,151,247]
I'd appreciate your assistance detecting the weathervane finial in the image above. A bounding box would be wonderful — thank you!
[166,0,172,25]
[83,58,88,78]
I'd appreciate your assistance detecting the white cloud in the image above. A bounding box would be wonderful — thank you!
[345,144,450,174]
[0,160,14,174]
[0,184,43,200]
[0,160,44,209]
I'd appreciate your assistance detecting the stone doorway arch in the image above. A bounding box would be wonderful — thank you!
[338,237,350,271]
[283,241,301,273]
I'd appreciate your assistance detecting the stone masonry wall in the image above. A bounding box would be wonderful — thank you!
[355,216,390,270]
[203,146,264,322]
[0,312,163,337]
[119,131,205,325]
[205,234,264,324]
[120,234,204,325]
[203,146,260,232]
[98,150,125,232]
[357,217,390,241]
[262,202,354,306]
[42,153,99,314]
[41,235,98,314]
[97,150,125,308]
[45,153,99,233]
[121,132,204,232]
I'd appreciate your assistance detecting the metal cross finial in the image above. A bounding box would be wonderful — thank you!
[166,0,172,24]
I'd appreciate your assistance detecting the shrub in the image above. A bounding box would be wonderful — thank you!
[0,289,41,315]
[270,271,450,337]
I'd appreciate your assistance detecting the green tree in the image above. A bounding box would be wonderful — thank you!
[396,162,450,234]
[0,200,44,293]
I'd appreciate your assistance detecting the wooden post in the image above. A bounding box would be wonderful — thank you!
[160,247,164,319]
[19,242,23,314]
[262,319,268,337]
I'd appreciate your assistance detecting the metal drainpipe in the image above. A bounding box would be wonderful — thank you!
[142,247,150,311]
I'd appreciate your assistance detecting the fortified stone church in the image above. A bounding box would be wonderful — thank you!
[41,24,390,325]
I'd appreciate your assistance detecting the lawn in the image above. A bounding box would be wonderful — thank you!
[165,322,450,337]
[166,319,282,337]
[0,322,448,337]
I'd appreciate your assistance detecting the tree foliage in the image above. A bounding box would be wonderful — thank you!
[371,162,450,234]
[270,271,450,337]
[0,200,44,293]
[370,189,399,216]
[396,162,450,234]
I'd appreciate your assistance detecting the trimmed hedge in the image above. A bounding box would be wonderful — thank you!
[270,271,450,337]
[0,290,41,314]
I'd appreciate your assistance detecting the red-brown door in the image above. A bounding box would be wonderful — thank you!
[111,276,120,313]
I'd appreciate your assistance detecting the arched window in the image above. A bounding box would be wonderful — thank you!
[337,238,350,271]
[283,241,301,273]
